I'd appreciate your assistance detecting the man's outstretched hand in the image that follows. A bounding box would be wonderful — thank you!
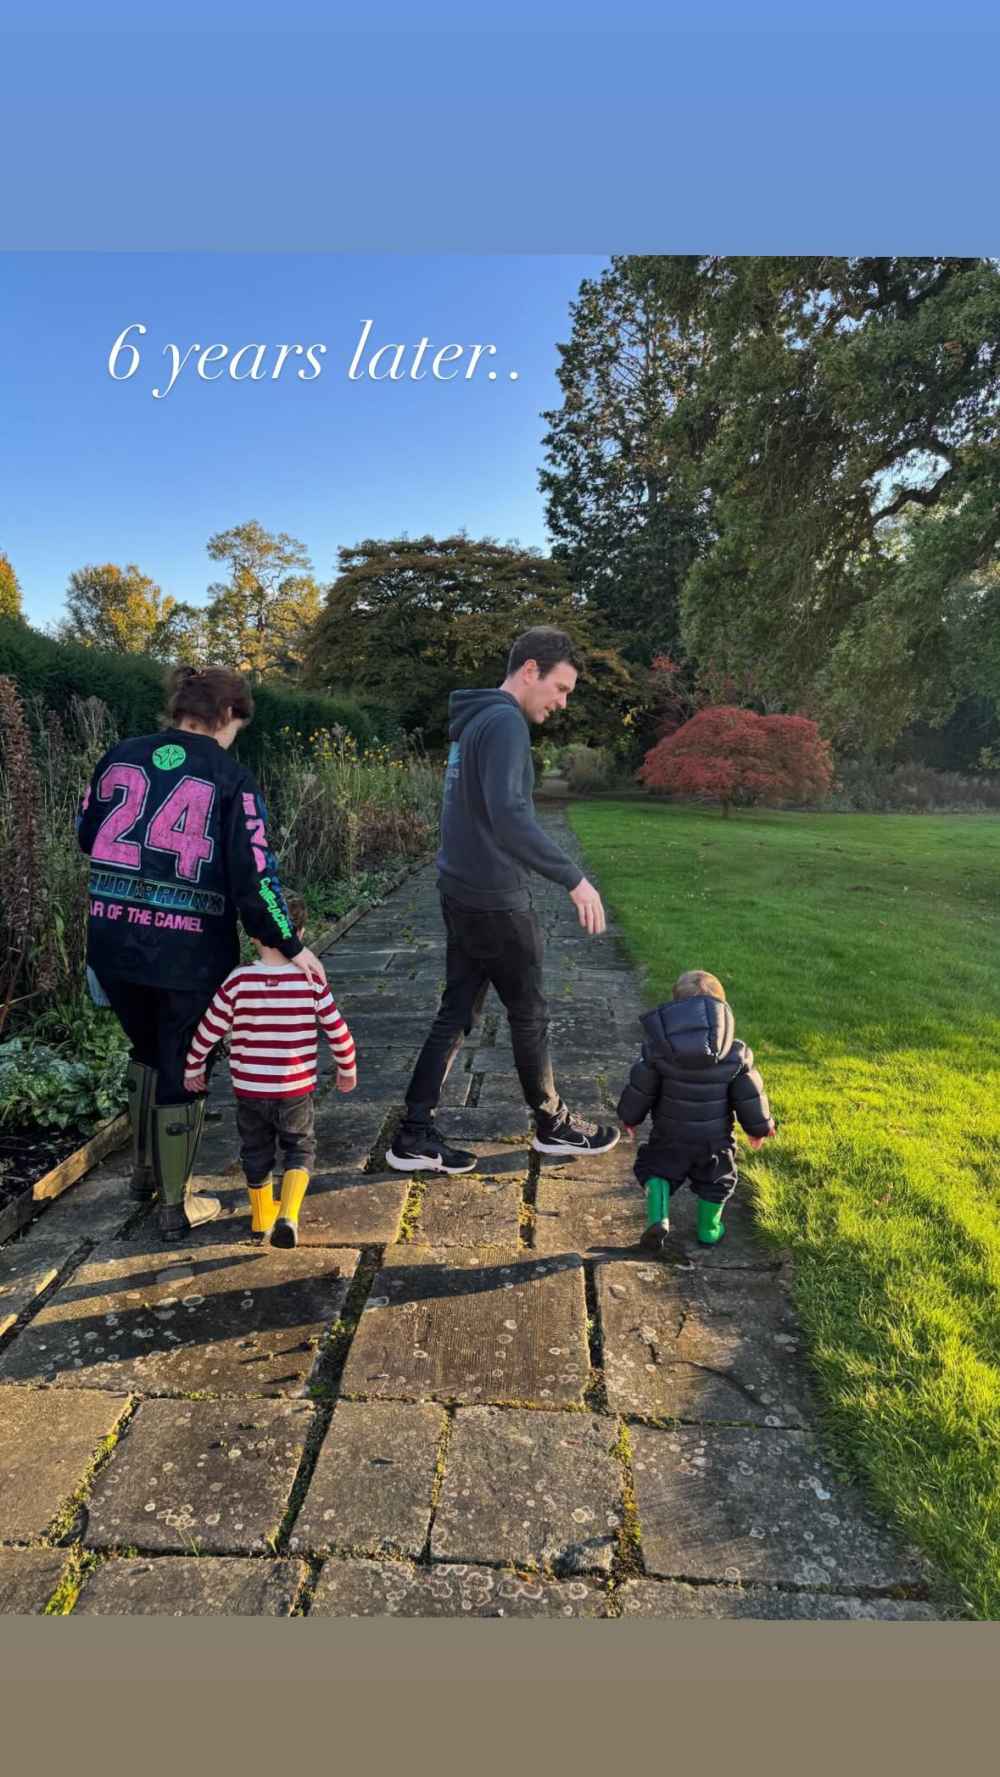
[292,945,327,988]
[569,876,606,936]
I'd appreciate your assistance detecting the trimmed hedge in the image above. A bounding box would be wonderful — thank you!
[0,619,378,768]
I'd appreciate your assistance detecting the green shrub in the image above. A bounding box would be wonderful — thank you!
[0,618,378,769]
[0,1003,129,1133]
[561,743,614,793]
[831,757,1000,813]
[267,731,439,887]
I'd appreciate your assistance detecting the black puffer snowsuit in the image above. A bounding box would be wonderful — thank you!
[617,994,773,1202]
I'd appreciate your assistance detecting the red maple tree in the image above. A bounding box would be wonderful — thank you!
[637,705,833,816]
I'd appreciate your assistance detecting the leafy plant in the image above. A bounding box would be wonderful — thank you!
[561,743,614,792]
[0,1000,129,1133]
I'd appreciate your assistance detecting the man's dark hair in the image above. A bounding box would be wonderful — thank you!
[507,627,580,679]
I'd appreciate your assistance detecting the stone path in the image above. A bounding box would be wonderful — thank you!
[0,812,941,1617]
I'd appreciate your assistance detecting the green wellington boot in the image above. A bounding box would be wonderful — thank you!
[639,1176,673,1255]
[152,1100,220,1239]
[125,1060,157,1201]
[696,1198,726,1246]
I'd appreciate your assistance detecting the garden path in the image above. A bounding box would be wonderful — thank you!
[0,814,940,1618]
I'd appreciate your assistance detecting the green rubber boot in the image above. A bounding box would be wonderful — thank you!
[696,1198,726,1246]
[152,1100,219,1239]
[126,1060,157,1201]
[640,1176,672,1254]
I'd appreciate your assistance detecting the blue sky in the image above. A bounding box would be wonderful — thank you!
[1,254,608,627]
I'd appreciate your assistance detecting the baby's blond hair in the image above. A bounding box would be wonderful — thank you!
[672,969,726,1003]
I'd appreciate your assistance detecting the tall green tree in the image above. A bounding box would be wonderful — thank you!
[305,534,636,745]
[57,561,197,658]
[0,551,23,620]
[647,256,1000,748]
[539,255,706,662]
[203,521,322,681]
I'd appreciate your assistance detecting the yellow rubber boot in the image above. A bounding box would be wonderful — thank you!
[271,1168,310,1249]
[247,1177,278,1237]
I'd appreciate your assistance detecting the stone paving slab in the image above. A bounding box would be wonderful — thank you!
[0,1549,73,1614]
[348,949,443,970]
[1,1230,86,1339]
[85,1397,314,1553]
[465,1047,524,1076]
[310,1557,609,1617]
[466,1073,561,1108]
[73,1555,306,1615]
[432,1407,622,1575]
[416,1175,524,1248]
[543,995,621,1023]
[546,979,642,1009]
[561,1037,639,1066]
[468,1039,624,1076]
[311,1101,385,1169]
[198,1172,408,1249]
[0,1385,129,1540]
[329,990,422,1016]
[348,1017,442,1050]
[382,1243,520,1268]
[630,1424,926,1589]
[0,1240,359,1397]
[290,1399,444,1557]
[319,952,397,975]
[556,1019,642,1042]
[438,1064,475,1108]
[316,1052,414,1099]
[427,1106,532,1144]
[556,1072,623,1105]
[534,1173,646,1257]
[597,1262,812,1427]
[5,1157,142,1267]
[389,971,448,997]
[341,1247,589,1406]
[615,1578,940,1620]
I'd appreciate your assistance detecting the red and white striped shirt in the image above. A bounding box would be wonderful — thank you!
[184,962,356,1100]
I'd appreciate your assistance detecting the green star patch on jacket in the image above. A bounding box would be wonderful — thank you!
[152,743,187,770]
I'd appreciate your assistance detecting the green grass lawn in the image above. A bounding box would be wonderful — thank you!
[569,799,1000,1618]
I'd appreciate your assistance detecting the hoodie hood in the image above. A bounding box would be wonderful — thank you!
[640,995,735,1068]
[448,689,523,741]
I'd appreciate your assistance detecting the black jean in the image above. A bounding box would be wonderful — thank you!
[633,1139,738,1207]
[101,976,214,1104]
[401,894,564,1136]
[236,1095,317,1185]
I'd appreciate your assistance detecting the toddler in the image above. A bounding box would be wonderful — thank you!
[617,969,774,1254]
[184,892,356,1246]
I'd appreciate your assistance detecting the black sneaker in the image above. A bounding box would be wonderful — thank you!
[385,1127,478,1174]
[532,1114,621,1157]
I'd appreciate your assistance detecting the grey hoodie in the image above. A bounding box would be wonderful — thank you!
[436,689,583,910]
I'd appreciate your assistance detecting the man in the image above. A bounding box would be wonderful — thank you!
[386,626,620,1174]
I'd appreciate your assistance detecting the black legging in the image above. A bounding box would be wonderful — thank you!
[101,976,217,1104]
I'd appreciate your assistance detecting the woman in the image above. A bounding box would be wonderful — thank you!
[77,664,326,1239]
